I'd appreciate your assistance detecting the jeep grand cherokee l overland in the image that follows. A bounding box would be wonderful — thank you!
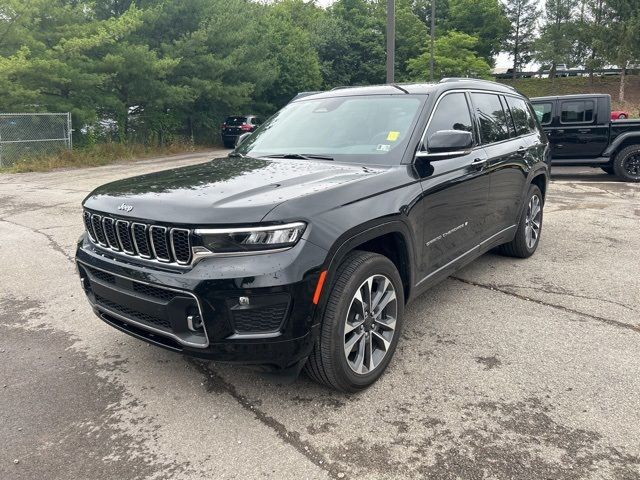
[77,79,550,392]
[531,94,640,181]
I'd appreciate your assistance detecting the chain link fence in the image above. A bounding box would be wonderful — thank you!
[0,113,72,167]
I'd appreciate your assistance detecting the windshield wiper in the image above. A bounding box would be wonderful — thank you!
[263,153,334,161]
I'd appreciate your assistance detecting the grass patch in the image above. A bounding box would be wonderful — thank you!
[0,140,207,173]
[499,75,640,115]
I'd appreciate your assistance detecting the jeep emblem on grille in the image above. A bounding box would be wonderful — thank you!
[117,203,134,212]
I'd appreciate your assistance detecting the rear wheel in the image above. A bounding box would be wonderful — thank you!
[613,145,640,182]
[497,184,543,258]
[304,251,404,392]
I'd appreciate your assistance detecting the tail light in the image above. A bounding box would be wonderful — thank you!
[240,123,252,131]
[220,123,226,129]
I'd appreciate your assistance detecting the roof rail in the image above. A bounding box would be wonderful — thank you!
[439,77,517,91]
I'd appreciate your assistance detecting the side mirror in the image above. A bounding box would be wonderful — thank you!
[415,130,473,161]
[235,132,251,147]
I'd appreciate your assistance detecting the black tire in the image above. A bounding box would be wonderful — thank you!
[601,165,615,175]
[618,114,627,119]
[613,145,640,182]
[497,184,543,258]
[304,251,404,393]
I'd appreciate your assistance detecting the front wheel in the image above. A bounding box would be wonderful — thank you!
[304,251,404,392]
[613,145,640,182]
[497,184,544,258]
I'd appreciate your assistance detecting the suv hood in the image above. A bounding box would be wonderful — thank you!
[83,156,387,225]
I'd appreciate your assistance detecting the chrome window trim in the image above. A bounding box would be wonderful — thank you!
[78,260,210,348]
[131,222,153,259]
[149,225,171,263]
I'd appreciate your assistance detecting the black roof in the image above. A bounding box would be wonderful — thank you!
[292,78,521,102]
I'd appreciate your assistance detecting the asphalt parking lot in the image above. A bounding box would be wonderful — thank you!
[1,152,639,480]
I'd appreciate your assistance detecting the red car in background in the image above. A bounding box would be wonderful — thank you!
[611,110,629,120]
[220,115,262,148]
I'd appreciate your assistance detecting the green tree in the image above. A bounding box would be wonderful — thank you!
[535,0,578,79]
[504,0,539,78]
[407,31,492,79]
[602,0,640,101]
[446,0,510,64]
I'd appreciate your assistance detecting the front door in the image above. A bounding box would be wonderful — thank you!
[417,91,491,279]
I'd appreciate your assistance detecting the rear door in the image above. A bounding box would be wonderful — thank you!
[555,99,607,158]
[418,91,490,276]
[469,92,528,237]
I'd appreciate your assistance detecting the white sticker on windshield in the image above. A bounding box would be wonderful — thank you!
[376,144,391,152]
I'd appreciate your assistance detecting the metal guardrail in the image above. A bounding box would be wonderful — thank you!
[494,68,640,79]
[0,112,72,167]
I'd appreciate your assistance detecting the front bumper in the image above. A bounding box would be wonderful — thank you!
[76,236,327,368]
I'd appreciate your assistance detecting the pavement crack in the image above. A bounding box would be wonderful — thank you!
[0,217,74,265]
[451,276,640,334]
[189,359,338,478]
[485,283,636,313]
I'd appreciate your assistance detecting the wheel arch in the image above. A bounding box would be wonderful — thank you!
[603,133,640,159]
[321,220,416,309]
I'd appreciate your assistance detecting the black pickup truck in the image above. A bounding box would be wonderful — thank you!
[531,94,640,181]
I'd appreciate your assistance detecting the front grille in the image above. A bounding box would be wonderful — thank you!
[232,304,288,333]
[84,211,192,265]
[132,282,176,301]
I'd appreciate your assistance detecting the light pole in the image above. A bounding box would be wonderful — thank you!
[430,0,435,81]
[386,0,395,83]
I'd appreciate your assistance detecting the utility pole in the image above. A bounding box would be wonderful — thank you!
[430,0,435,81]
[386,0,395,83]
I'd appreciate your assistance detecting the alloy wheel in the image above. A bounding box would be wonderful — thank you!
[343,274,397,375]
[525,194,542,249]
[623,153,640,179]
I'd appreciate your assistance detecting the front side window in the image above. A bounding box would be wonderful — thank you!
[506,96,536,135]
[236,95,426,165]
[470,93,510,144]
[425,93,474,144]
[560,100,594,123]
[532,102,553,125]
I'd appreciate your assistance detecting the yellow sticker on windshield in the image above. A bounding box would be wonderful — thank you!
[387,131,400,141]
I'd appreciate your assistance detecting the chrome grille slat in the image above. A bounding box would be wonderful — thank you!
[132,222,152,259]
[150,226,172,262]
[170,228,192,265]
[84,211,192,266]
[116,220,135,254]
[91,214,108,246]
[102,217,120,251]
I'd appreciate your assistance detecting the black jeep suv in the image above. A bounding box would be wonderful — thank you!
[77,79,550,392]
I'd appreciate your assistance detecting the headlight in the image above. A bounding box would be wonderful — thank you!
[194,222,306,254]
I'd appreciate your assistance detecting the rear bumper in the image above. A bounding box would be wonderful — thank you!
[75,236,327,368]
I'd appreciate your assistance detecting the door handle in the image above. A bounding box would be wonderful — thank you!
[556,129,565,134]
[578,129,591,134]
[472,158,487,167]
[516,146,527,155]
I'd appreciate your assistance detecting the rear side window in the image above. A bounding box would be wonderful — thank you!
[225,116,248,126]
[425,93,474,142]
[505,96,536,135]
[470,93,510,144]
[560,101,594,123]
[532,102,553,125]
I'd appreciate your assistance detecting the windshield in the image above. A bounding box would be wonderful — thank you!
[236,94,426,165]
